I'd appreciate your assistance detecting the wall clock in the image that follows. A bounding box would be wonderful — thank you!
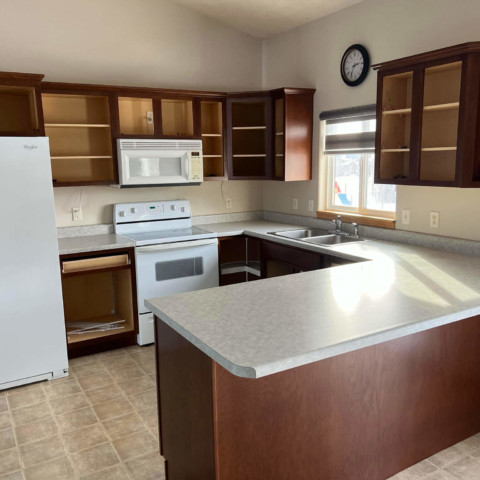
[340,44,370,86]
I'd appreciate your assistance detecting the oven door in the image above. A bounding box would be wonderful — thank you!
[135,238,219,316]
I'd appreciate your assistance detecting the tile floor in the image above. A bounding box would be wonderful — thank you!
[0,345,164,479]
[1,344,480,479]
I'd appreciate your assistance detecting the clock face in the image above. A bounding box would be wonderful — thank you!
[341,44,370,86]
[343,49,364,81]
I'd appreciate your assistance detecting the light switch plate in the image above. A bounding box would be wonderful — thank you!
[72,206,82,221]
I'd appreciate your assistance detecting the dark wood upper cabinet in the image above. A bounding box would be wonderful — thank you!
[0,71,315,186]
[226,95,272,179]
[373,42,480,187]
[226,88,315,181]
[271,88,315,181]
[0,72,45,137]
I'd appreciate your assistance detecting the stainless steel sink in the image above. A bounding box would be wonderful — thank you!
[303,235,364,246]
[269,228,330,239]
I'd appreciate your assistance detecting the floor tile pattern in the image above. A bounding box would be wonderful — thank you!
[0,345,164,479]
[1,344,480,479]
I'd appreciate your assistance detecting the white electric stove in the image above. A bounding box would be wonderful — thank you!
[114,200,219,345]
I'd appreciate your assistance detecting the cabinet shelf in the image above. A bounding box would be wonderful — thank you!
[202,133,222,137]
[51,155,112,160]
[381,149,410,153]
[233,154,266,157]
[275,132,284,135]
[382,108,412,115]
[232,126,266,130]
[220,261,261,277]
[423,102,460,112]
[45,123,111,128]
[66,313,133,344]
[421,147,457,152]
[203,155,222,158]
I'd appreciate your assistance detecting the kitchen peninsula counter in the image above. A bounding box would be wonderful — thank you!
[147,222,480,480]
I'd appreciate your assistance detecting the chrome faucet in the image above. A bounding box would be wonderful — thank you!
[352,223,359,237]
[332,215,343,234]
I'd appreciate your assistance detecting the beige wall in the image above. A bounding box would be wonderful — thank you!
[54,181,263,226]
[0,0,264,226]
[262,0,480,241]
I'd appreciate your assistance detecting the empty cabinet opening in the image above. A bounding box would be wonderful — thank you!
[419,151,457,182]
[382,72,413,112]
[380,112,411,151]
[118,97,154,135]
[62,269,134,344]
[231,101,266,127]
[42,94,110,125]
[201,101,222,134]
[0,86,39,133]
[232,129,266,155]
[379,152,409,180]
[232,157,266,177]
[161,99,193,136]
[423,62,462,107]
[47,126,112,158]
[51,157,114,183]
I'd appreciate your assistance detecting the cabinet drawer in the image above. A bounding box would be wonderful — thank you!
[262,241,322,271]
[62,254,129,274]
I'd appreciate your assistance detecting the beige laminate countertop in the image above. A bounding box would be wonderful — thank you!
[146,220,480,379]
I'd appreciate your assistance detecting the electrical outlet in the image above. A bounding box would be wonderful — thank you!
[72,206,82,221]
[430,211,439,229]
[226,197,232,209]
[308,200,314,212]
[293,198,298,210]
[401,209,410,225]
[146,111,154,124]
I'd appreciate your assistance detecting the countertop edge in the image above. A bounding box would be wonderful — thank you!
[148,301,480,379]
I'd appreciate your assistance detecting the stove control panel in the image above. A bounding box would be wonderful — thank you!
[113,200,191,225]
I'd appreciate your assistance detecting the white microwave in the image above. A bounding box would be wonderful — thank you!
[116,139,203,187]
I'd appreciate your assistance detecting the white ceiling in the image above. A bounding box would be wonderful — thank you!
[170,0,366,38]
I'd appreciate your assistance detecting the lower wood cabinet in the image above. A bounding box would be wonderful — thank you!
[59,247,138,357]
[261,240,323,278]
[218,236,355,283]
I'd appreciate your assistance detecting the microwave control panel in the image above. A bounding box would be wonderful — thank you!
[189,153,203,182]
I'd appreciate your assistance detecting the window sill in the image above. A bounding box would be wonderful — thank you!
[316,210,396,230]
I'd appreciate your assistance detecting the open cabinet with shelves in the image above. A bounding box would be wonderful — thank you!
[227,97,271,179]
[42,92,115,186]
[161,98,194,137]
[60,248,138,356]
[374,42,480,187]
[201,100,226,179]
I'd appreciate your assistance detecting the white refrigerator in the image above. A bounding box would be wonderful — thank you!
[0,137,68,390]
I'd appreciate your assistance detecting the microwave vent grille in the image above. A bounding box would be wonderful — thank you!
[118,139,202,151]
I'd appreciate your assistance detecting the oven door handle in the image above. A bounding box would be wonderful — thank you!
[135,238,218,253]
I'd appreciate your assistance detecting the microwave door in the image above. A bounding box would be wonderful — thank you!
[123,150,188,185]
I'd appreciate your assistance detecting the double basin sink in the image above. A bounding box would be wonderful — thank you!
[269,228,364,246]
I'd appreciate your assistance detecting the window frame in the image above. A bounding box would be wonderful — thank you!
[325,152,396,220]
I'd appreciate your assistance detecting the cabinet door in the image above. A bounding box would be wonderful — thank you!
[275,90,314,182]
[227,96,272,179]
[376,69,416,184]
